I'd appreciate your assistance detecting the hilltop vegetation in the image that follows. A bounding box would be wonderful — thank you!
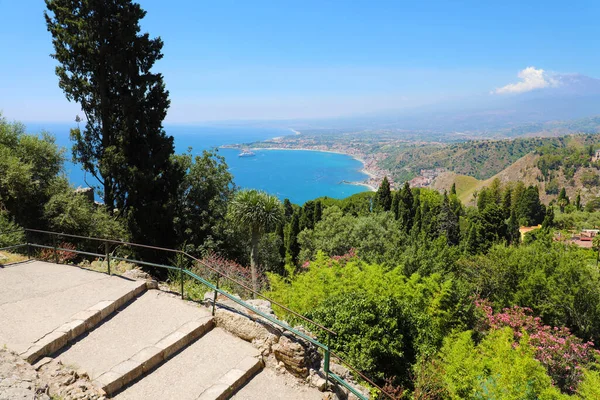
[431,134,600,207]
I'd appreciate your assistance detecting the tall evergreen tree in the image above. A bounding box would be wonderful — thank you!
[45,0,182,249]
[374,176,392,211]
[507,210,520,245]
[286,212,301,265]
[300,200,315,230]
[438,193,460,246]
[276,223,286,267]
[314,200,323,225]
[516,186,545,226]
[450,182,457,196]
[575,192,582,211]
[398,182,414,232]
[501,187,513,219]
[392,192,400,220]
[557,188,570,213]
[283,198,294,219]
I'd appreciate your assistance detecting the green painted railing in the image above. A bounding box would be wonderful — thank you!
[0,228,395,400]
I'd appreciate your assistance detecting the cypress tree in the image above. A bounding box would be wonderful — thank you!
[314,200,323,225]
[450,182,457,196]
[392,192,400,220]
[374,176,392,211]
[399,182,414,232]
[576,193,582,211]
[507,210,520,245]
[276,223,286,268]
[45,0,182,250]
[283,198,294,219]
[286,212,300,265]
[438,192,460,245]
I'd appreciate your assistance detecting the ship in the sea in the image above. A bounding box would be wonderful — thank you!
[238,149,256,157]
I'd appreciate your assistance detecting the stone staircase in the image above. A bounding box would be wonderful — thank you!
[0,261,325,399]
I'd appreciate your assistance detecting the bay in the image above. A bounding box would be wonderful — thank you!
[24,123,369,205]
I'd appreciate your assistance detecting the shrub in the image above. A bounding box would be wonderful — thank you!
[475,299,599,394]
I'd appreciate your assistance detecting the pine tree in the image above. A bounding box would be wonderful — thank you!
[45,0,182,250]
[450,183,457,196]
[374,176,392,211]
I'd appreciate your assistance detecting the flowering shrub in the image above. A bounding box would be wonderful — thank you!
[475,298,599,394]
[40,242,78,264]
[301,248,358,270]
[194,252,267,298]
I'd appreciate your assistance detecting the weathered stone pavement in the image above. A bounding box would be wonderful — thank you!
[114,328,260,400]
[1,260,330,399]
[0,261,145,356]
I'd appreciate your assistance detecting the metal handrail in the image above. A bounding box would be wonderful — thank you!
[0,228,396,400]
[24,228,338,337]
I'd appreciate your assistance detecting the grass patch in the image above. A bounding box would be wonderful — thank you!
[0,251,28,266]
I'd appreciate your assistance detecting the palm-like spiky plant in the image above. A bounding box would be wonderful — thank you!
[228,190,284,294]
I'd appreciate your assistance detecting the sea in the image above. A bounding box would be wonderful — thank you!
[24,123,369,205]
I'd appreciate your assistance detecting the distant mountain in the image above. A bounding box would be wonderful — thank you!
[263,73,600,140]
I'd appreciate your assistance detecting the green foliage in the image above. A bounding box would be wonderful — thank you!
[172,150,234,256]
[297,206,406,266]
[0,115,64,228]
[438,328,567,400]
[373,176,392,212]
[267,253,468,386]
[228,190,284,292]
[44,188,127,239]
[0,212,24,247]
[460,241,600,343]
[46,0,183,251]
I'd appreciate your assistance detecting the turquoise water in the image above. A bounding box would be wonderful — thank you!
[24,123,369,205]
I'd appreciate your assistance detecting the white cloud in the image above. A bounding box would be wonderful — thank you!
[494,67,559,94]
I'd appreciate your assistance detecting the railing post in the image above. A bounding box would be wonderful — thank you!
[52,235,59,264]
[212,276,219,316]
[26,230,31,260]
[105,242,111,275]
[180,265,184,300]
[324,334,331,391]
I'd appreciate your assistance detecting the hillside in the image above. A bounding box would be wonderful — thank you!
[432,149,600,207]
[381,137,552,183]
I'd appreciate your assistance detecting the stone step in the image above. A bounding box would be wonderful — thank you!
[230,368,324,400]
[53,289,214,395]
[113,328,261,400]
[0,261,148,363]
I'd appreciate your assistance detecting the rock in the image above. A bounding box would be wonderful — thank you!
[246,299,275,316]
[273,335,312,378]
[121,267,151,281]
[214,308,279,354]
[309,373,328,391]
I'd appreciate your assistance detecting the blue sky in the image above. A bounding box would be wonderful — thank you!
[1,0,599,123]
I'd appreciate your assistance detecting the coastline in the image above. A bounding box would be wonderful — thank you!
[251,147,377,191]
